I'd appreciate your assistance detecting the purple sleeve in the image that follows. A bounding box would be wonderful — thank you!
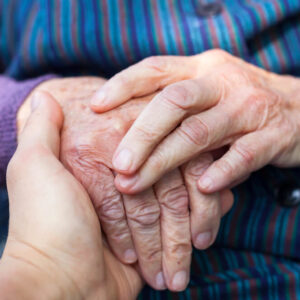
[0,75,57,185]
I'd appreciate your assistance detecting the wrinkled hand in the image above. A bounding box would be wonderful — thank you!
[91,50,300,195]
[4,92,142,300]
[18,77,233,291]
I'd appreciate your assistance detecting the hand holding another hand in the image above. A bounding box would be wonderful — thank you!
[17,77,233,291]
[3,92,142,300]
[91,50,300,196]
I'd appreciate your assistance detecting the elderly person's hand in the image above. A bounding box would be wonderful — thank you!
[17,77,233,291]
[2,92,142,300]
[91,50,300,196]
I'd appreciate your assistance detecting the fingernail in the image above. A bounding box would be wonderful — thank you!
[91,88,107,106]
[124,249,137,263]
[172,271,188,291]
[195,231,212,249]
[117,174,139,189]
[113,148,133,171]
[31,92,42,111]
[156,272,166,290]
[198,176,213,190]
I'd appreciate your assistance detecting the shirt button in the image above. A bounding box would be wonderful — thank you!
[196,1,223,18]
[276,182,300,207]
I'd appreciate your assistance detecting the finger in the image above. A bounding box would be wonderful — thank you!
[182,154,222,250]
[91,55,197,111]
[62,157,137,265]
[198,129,279,193]
[18,91,63,157]
[154,169,191,292]
[112,77,221,175]
[115,105,235,194]
[123,189,165,290]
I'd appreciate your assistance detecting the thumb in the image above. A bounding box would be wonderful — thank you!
[18,91,64,157]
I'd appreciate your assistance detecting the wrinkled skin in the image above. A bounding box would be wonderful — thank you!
[18,77,191,291]
[91,50,300,196]
[17,76,233,291]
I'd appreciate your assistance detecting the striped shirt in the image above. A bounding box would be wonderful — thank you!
[1,0,300,299]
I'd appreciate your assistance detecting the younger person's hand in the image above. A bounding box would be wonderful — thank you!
[1,91,142,300]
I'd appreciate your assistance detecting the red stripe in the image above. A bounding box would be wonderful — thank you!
[168,0,184,54]
[118,0,134,62]
[22,3,39,71]
[254,3,268,28]
[276,263,297,300]
[227,188,246,246]
[55,0,70,61]
[152,0,167,54]
[101,0,120,66]
[70,0,82,60]
[272,0,284,19]
[36,30,46,67]
[265,207,282,253]
[255,36,271,70]
[223,9,240,55]
[270,29,287,71]
[285,208,299,255]
[207,18,221,48]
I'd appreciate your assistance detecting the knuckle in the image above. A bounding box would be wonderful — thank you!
[215,158,234,178]
[127,202,160,227]
[143,247,162,263]
[168,241,192,258]
[204,49,231,63]
[141,56,167,73]
[216,67,248,89]
[243,90,269,129]
[185,154,213,177]
[97,192,125,223]
[160,84,191,110]
[159,185,189,215]
[112,71,131,87]
[178,116,209,146]
[133,124,159,144]
[147,150,167,173]
[232,141,255,167]
[108,229,131,245]
[196,200,221,221]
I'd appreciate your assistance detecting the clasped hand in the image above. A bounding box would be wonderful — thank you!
[16,77,233,292]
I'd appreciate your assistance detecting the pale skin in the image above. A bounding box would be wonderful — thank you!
[2,92,142,300]
[17,77,233,291]
[91,49,300,199]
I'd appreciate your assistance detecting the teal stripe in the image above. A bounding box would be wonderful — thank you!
[278,209,292,255]
[61,0,77,61]
[214,15,232,51]
[157,0,177,54]
[182,0,199,53]
[146,0,161,53]
[249,194,266,248]
[133,0,151,56]
[121,1,137,61]
[155,1,174,54]
[28,7,40,69]
[109,0,127,65]
[94,0,111,66]
[172,0,188,54]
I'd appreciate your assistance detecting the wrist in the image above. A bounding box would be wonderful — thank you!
[0,238,81,300]
[0,258,66,300]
